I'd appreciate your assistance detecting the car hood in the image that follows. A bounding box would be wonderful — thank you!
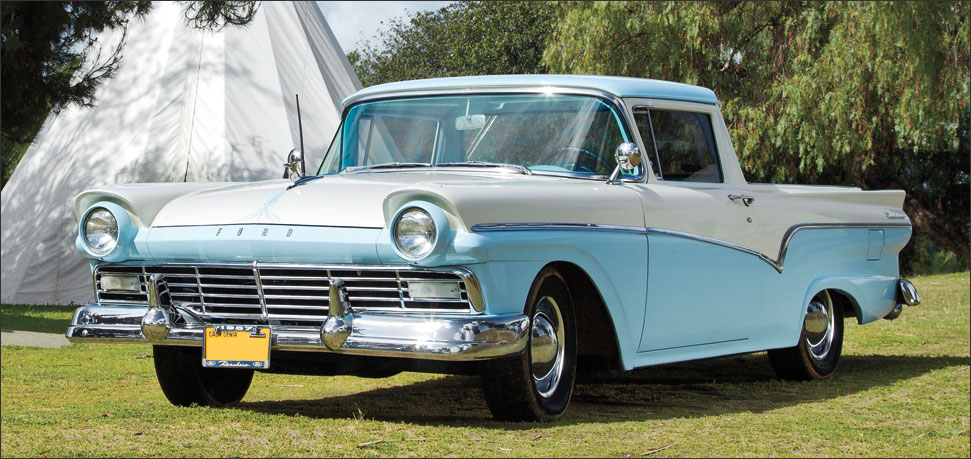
[150,171,646,229]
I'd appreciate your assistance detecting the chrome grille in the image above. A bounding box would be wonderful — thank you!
[95,263,475,325]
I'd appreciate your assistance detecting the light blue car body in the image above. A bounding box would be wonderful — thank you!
[75,74,912,371]
[78,207,909,371]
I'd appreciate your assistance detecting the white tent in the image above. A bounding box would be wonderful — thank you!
[0,1,361,305]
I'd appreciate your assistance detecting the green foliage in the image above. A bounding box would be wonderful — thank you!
[351,1,557,87]
[182,1,261,31]
[0,1,262,190]
[544,1,970,267]
[0,1,152,189]
[901,234,967,276]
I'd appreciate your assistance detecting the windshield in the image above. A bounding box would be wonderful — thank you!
[317,93,640,178]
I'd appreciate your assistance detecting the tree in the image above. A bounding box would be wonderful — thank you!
[0,1,261,189]
[544,1,970,268]
[351,1,557,87]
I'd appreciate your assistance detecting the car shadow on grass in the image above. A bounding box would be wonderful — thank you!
[236,353,964,427]
[0,315,73,335]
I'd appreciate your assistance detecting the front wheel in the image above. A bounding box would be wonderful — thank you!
[768,290,844,380]
[153,345,254,407]
[480,268,577,421]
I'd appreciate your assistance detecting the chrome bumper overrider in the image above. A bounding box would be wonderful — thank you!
[66,303,529,361]
[884,279,921,321]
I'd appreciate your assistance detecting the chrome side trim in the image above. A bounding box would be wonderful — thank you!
[471,221,910,273]
[651,223,911,273]
[646,227,772,265]
[471,222,647,234]
[774,223,911,271]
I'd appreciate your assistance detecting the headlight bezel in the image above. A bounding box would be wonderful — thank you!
[389,202,452,264]
[393,207,438,260]
[82,207,119,255]
[77,201,135,261]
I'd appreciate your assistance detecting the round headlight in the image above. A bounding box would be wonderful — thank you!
[394,207,437,259]
[84,207,119,255]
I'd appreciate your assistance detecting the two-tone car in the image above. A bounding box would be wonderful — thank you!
[67,75,920,421]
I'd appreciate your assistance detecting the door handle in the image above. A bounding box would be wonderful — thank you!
[728,194,755,207]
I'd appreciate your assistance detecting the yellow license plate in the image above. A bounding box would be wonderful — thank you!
[202,325,271,369]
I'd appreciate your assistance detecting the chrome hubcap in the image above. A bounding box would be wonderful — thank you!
[530,296,565,398]
[804,291,835,360]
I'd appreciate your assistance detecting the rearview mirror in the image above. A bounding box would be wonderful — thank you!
[455,114,486,131]
[283,149,305,182]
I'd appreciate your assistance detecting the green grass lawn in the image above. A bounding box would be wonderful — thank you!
[1,272,968,457]
[1,304,76,334]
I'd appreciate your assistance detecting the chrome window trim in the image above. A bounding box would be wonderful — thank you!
[631,105,663,180]
[330,87,646,183]
[470,222,911,273]
[93,262,485,313]
[342,166,618,182]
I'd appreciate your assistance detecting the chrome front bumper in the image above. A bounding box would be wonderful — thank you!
[66,303,529,361]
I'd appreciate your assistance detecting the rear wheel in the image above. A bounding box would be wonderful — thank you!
[153,345,254,406]
[480,268,577,421]
[768,290,844,380]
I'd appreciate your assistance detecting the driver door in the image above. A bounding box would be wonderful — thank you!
[627,102,766,357]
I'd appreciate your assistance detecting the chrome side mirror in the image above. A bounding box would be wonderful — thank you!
[606,142,642,184]
[283,148,305,182]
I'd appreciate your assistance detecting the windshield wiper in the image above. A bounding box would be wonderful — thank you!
[343,162,432,173]
[436,161,532,175]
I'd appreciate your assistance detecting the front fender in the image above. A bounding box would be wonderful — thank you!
[449,229,648,369]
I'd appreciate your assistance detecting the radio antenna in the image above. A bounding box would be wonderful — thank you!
[296,94,306,174]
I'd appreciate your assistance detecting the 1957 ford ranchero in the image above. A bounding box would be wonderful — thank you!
[67,75,921,421]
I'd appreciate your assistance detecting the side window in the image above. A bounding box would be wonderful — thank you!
[633,108,722,183]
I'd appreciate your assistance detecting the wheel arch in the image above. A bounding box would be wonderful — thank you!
[543,261,624,373]
[803,277,867,327]
[827,290,862,325]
